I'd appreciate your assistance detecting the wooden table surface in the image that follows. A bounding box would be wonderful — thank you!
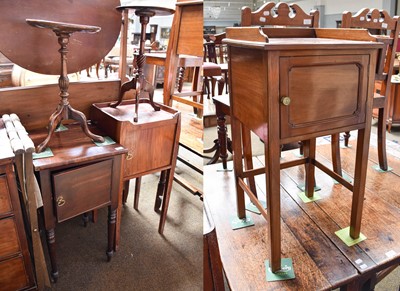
[204,138,400,290]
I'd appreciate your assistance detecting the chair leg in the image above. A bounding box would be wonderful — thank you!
[331,133,342,176]
[217,109,229,169]
[211,78,217,98]
[217,77,225,96]
[344,131,351,147]
[377,107,388,171]
[203,77,211,99]
[224,72,229,94]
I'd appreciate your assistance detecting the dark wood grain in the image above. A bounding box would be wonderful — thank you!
[0,0,121,74]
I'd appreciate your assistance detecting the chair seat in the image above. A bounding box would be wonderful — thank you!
[203,62,222,77]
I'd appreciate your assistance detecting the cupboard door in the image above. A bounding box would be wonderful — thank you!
[279,54,370,139]
[52,159,113,222]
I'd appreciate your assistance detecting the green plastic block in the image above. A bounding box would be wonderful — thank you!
[265,258,295,282]
[230,215,255,230]
[335,227,367,247]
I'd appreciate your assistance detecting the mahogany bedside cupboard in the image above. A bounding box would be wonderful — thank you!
[90,100,181,236]
[30,124,127,282]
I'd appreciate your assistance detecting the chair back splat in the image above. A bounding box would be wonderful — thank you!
[241,2,319,28]
[336,8,400,171]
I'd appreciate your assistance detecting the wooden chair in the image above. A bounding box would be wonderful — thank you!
[163,0,203,115]
[332,8,400,173]
[203,32,228,98]
[210,2,319,167]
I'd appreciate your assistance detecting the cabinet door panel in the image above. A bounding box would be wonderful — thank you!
[280,54,370,139]
[52,159,113,222]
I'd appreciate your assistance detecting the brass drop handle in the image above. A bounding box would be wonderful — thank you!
[57,196,66,207]
[126,152,133,160]
[281,96,291,106]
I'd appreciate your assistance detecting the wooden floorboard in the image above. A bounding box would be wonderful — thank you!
[204,136,400,290]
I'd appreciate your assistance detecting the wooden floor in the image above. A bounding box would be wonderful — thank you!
[204,137,400,290]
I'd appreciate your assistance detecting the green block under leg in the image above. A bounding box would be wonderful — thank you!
[265,258,295,282]
[335,226,367,247]
[230,215,255,230]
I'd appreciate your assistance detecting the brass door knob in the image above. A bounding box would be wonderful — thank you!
[56,196,66,207]
[281,96,291,106]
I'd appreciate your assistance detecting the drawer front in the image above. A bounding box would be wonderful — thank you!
[0,255,30,291]
[279,54,371,139]
[0,175,12,215]
[52,159,113,222]
[122,123,177,178]
[0,217,20,258]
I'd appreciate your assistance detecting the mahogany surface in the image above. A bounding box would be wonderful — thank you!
[204,140,400,289]
[30,124,126,281]
[225,27,381,272]
[0,0,121,75]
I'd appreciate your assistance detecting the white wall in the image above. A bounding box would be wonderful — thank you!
[207,0,396,29]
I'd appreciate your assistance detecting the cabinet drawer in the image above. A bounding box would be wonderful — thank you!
[0,175,12,215]
[0,217,20,258]
[0,255,30,291]
[52,159,113,222]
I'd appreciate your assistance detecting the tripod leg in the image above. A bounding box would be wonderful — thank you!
[67,105,104,143]
[110,78,137,108]
[36,106,64,153]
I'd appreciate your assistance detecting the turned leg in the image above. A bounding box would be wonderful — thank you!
[46,229,58,282]
[107,206,116,261]
[217,105,228,169]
